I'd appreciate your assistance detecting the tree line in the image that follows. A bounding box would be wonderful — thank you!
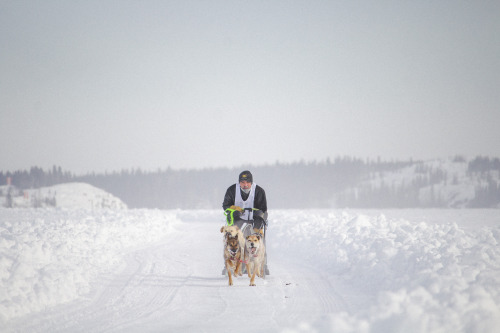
[2,156,500,209]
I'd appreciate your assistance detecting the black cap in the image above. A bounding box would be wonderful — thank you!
[239,170,253,183]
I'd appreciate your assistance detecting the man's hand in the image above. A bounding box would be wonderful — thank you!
[229,205,242,212]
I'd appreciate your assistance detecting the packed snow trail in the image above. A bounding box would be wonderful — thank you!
[5,213,347,332]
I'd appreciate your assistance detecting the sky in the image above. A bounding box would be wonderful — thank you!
[1,0,499,175]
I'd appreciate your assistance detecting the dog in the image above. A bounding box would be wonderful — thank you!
[221,226,243,286]
[244,233,266,286]
[221,225,245,250]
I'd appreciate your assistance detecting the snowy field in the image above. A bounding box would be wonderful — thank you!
[1,208,499,332]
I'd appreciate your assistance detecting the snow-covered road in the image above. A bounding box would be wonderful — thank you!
[2,208,500,332]
[5,215,348,332]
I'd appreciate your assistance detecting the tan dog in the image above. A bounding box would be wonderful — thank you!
[221,226,243,286]
[244,234,266,286]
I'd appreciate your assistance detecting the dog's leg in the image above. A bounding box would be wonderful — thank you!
[226,260,233,286]
[249,266,257,286]
[235,259,242,276]
[244,250,251,277]
[257,261,264,278]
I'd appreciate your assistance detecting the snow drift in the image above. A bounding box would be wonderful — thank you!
[271,210,500,332]
[0,208,179,322]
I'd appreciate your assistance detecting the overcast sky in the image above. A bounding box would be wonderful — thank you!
[1,0,499,174]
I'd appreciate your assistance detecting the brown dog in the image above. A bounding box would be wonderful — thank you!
[244,234,266,286]
[221,225,245,250]
[221,226,243,286]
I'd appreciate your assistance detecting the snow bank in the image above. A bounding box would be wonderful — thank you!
[0,208,180,322]
[271,210,500,332]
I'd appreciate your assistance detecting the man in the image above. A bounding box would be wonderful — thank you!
[222,170,267,233]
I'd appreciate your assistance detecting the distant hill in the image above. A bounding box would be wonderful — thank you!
[1,182,127,210]
[335,157,500,208]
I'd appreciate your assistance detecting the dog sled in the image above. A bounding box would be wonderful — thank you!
[221,210,270,278]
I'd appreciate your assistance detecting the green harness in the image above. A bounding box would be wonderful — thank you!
[224,208,259,226]
[224,208,237,226]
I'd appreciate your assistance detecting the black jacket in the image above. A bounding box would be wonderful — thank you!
[222,184,267,213]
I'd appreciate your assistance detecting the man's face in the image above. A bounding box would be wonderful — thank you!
[239,180,252,190]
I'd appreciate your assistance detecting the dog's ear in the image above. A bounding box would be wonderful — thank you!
[220,226,225,233]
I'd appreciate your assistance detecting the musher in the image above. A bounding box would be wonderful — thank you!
[222,170,267,234]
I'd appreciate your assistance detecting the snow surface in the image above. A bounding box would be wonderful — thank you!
[1,206,500,331]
